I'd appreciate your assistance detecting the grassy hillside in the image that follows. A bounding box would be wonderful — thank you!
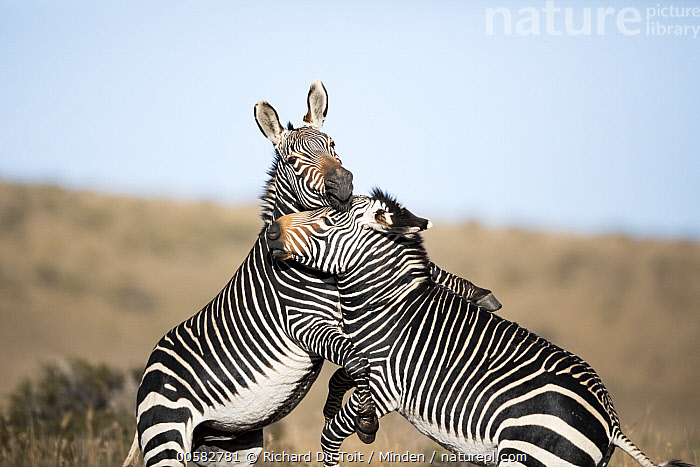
[0,181,697,465]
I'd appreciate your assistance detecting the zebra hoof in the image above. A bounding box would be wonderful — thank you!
[355,414,378,444]
[476,292,502,312]
[356,428,376,444]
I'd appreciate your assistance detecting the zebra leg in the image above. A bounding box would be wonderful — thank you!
[428,261,502,312]
[321,391,364,467]
[296,326,378,443]
[191,427,263,467]
[341,356,377,443]
[323,368,354,422]
[138,405,194,466]
[137,371,202,466]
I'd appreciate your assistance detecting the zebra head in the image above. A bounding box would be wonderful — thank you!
[266,190,431,274]
[255,80,354,221]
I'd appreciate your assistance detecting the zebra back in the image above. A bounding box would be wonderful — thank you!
[266,193,691,467]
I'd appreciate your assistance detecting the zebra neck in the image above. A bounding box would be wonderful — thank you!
[261,176,304,227]
[338,236,432,328]
[272,195,301,221]
[260,155,301,226]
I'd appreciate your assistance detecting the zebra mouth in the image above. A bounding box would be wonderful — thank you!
[328,192,352,212]
[271,250,292,261]
[269,243,293,261]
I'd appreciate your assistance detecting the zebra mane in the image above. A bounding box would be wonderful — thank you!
[260,122,297,226]
[369,187,404,213]
[259,152,281,227]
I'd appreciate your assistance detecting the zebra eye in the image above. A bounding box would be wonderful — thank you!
[287,156,298,164]
[374,209,386,222]
[329,140,336,149]
[321,216,334,227]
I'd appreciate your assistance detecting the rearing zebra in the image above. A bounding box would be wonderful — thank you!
[123,82,500,467]
[123,81,368,467]
[266,191,692,467]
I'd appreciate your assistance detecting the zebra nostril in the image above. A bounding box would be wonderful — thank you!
[325,166,353,203]
[341,167,353,184]
[267,222,281,241]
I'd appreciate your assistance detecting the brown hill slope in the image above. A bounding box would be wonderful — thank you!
[1,181,697,463]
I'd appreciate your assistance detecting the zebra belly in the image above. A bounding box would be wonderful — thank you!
[404,413,497,459]
[204,355,323,431]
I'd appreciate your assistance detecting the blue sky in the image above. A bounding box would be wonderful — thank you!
[1,1,698,238]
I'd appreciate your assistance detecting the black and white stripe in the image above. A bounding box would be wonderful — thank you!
[267,192,691,467]
[124,81,366,467]
[123,81,503,467]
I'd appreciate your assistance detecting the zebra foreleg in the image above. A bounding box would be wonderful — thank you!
[342,356,378,443]
[321,366,378,445]
[428,261,502,312]
[323,368,354,422]
[321,391,364,467]
[296,326,378,443]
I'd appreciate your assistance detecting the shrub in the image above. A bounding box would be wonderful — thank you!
[0,359,136,446]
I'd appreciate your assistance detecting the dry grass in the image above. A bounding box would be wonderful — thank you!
[1,428,132,467]
[0,180,697,465]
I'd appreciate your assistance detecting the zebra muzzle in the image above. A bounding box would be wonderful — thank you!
[267,222,282,241]
[269,245,292,261]
[325,166,353,209]
[267,223,293,260]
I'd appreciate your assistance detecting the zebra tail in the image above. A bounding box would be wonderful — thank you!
[613,430,694,467]
[122,432,142,467]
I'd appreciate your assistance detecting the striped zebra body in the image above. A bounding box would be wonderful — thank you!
[125,81,504,467]
[267,192,692,467]
[128,81,362,467]
[136,238,329,466]
[392,290,615,465]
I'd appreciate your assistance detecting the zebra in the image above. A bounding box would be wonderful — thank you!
[123,80,363,467]
[266,190,693,467]
[123,81,499,467]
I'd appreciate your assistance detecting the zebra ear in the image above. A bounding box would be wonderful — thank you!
[303,80,328,129]
[255,100,285,145]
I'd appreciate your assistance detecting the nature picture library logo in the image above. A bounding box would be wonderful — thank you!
[485,1,700,38]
